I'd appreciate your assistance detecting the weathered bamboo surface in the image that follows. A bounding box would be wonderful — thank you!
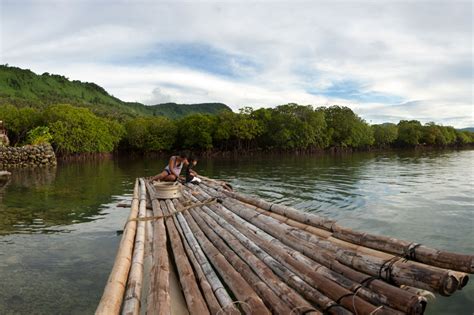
[97,177,472,315]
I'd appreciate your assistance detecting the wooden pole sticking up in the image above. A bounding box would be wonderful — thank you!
[122,179,147,315]
[96,180,140,315]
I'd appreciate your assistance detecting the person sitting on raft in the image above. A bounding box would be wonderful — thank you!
[152,152,188,182]
[185,156,202,184]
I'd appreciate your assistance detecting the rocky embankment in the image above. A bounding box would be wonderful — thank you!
[0,144,57,169]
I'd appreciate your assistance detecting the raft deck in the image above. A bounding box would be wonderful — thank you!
[96,177,473,315]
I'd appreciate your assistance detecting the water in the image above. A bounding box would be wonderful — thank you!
[0,150,473,314]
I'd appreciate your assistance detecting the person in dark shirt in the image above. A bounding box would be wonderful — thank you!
[185,156,201,184]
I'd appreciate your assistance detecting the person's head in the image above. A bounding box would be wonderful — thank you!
[188,156,198,166]
[177,151,188,162]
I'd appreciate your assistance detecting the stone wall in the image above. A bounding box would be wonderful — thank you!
[0,144,57,169]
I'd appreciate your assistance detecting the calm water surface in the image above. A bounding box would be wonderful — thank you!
[0,150,473,314]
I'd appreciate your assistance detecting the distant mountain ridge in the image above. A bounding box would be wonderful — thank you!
[459,127,474,132]
[0,65,231,119]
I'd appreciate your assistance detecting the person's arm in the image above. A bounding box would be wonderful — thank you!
[168,157,179,178]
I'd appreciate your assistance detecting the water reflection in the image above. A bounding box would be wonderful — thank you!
[0,160,130,235]
[0,151,473,314]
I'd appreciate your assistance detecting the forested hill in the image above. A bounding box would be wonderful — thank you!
[0,65,231,119]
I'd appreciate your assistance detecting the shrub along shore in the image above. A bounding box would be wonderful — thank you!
[0,103,473,157]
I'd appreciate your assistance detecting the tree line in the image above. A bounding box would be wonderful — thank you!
[0,103,473,155]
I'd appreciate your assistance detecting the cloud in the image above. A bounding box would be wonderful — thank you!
[1,0,472,127]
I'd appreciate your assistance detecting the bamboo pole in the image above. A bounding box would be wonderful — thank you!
[190,187,425,314]
[171,199,239,314]
[96,180,140,315]
[140,208,154,314]
[214,189,467,294]
[202,179,474,274]
[145,182,170,315]
[160,199,210,314]
[331,223,474,274]
[187,206,300,315]
[190,203,325,315]
[186,197,347,315]
[208,188,464,297]
[187,189,380,315]
[170,201,223,315]
[182,209,271,315]
[122,179,147,315]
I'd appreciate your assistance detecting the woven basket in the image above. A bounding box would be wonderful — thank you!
[152,181,182,199]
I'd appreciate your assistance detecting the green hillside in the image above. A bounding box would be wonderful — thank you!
[0,65,231,119]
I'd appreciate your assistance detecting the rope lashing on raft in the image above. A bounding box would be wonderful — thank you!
[124,198,218,228]
[378,256,402,284]
[404,242,422,260]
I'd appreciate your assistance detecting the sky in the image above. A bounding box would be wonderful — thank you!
[1,0,473,127]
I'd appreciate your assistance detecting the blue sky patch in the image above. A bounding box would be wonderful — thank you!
[129,42,260,78]
[308,80,405,104]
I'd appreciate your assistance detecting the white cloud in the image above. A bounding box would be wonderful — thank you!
[0,0,472,127]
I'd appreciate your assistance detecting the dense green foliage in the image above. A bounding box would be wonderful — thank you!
[43,105,125,154]
[1,65,473,155]
[27,126,53,145]
[0,65,231,120]
[124,117,177,152]
[1,102,473,155]
[372,123,398,146]
[0,104,41,145]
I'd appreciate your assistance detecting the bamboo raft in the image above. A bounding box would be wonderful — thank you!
[96,177,473,315]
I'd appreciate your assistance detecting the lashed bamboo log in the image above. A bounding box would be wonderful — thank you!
[182,209,271,315]
[191,187,425,314]
[122,179,147,315]
[96,180,140,315]
[140,208,154,313]
[206,185,464,297]
[190,204,325,315]
[188,188,380,315]
[170,202,223,315]
[205,185,467,295]
[145,182,170,315]
[182,191,333,312]
[331,223,474,274]
[160,199,210,314]
[171,199,239,314]
[202,179,474,274]
[187,206,301,315]
[185,196,348,315]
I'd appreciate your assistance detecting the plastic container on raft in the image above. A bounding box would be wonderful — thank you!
[153,181,183,199]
